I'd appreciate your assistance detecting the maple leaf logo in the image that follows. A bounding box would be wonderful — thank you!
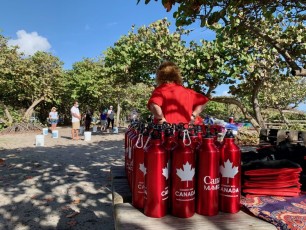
[139,163,146,175]
[162,162,169,180]
[176,161,195,187]
[220,159,239,184]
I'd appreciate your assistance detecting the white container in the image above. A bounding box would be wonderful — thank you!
[42,128,48,135]
[36,135,44,146]
[92,125,98,133]
[84,131,91,141]
[113,127,118,134]
[52,130,59,138]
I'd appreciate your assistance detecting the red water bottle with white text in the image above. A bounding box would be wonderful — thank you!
[144,126,169,218]
[196,130,220,216]
[171,128,195,218]
[132,125,150,209]
[219,129,241,213]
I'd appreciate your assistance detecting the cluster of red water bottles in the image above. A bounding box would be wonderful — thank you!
[125,122,241,218]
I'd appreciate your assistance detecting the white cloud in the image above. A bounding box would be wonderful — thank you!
[8,30,51,56]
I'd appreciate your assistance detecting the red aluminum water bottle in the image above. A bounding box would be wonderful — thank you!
[219,129,241,213]
[144,126,169,218]
[132,126,150,209]
[196,130,220,216]
[212,127,222,148]
[127,124,140,189]
[171,128,195,218]
[125,123,135,174]
[189,126,200,151]
[163,124,177,154]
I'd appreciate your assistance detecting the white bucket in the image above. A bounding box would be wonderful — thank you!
[84,131,91,141]
[52,130,59,138]
[92,125,98,133]
[36,135,44,146]
[113,127,118,134]
[42,128,48,135]
[79,126,84,135]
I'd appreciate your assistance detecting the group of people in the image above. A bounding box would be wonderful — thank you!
[52,61,209,140]
[70,103,115,140]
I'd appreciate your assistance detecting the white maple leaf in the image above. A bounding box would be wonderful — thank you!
[176,161,195,187]
[162,162,169,180]
[139,163,146,175]
[220,159,239,184]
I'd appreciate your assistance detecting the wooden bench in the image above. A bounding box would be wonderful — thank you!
[110,166,276,230]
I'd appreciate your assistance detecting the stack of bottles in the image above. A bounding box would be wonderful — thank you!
[125,121,242,218]
[242,159,302,197]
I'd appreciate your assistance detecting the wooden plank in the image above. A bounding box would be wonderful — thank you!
[114,203,276,230]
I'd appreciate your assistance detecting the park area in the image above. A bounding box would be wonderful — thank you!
[0,127,125,229]
[0,1,306,229]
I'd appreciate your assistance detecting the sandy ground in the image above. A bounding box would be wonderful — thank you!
[0,126,125,230]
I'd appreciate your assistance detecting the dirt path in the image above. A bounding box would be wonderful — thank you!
[0,127,125,230]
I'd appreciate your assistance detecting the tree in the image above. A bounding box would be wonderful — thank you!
[137,1,306,130]
[103,19,189,86]
[138,0,306,76]
[65,58,110,111]
[20,52,64,121]
[0,35,24,123]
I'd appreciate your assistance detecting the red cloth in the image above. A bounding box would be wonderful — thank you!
[147,83,209,124]
[246,174,300,181]
[243,188,301,197]
[244,168,302,176]
[243,181,301,188]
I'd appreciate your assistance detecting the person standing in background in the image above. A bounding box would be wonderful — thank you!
[147,61,209,124]
[106,105,115,131]
[49,107,59,131]
[84,109,92,131]
[71,100,81,140]
[100,109,107,131]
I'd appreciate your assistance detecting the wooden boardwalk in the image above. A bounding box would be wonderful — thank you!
[111,166,276,230]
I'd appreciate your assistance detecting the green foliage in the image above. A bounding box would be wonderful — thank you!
[1,6,306,129]
[103,19,189,86]
[203,101,227,118]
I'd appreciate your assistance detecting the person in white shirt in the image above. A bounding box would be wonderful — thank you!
[49,107,59,131]
[106,105,115,130]
[71,100,81,140]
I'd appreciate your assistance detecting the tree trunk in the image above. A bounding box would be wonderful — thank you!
[116,100,121,127]
[23,96,45,122]
[278,108,290,127]
[251,80,266,129]
[211,97,261,132]
[0,102,13,124]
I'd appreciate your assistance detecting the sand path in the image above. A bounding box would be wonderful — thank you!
[0,126,125,230]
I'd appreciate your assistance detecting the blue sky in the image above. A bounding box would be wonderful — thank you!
[1,0,305,111]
